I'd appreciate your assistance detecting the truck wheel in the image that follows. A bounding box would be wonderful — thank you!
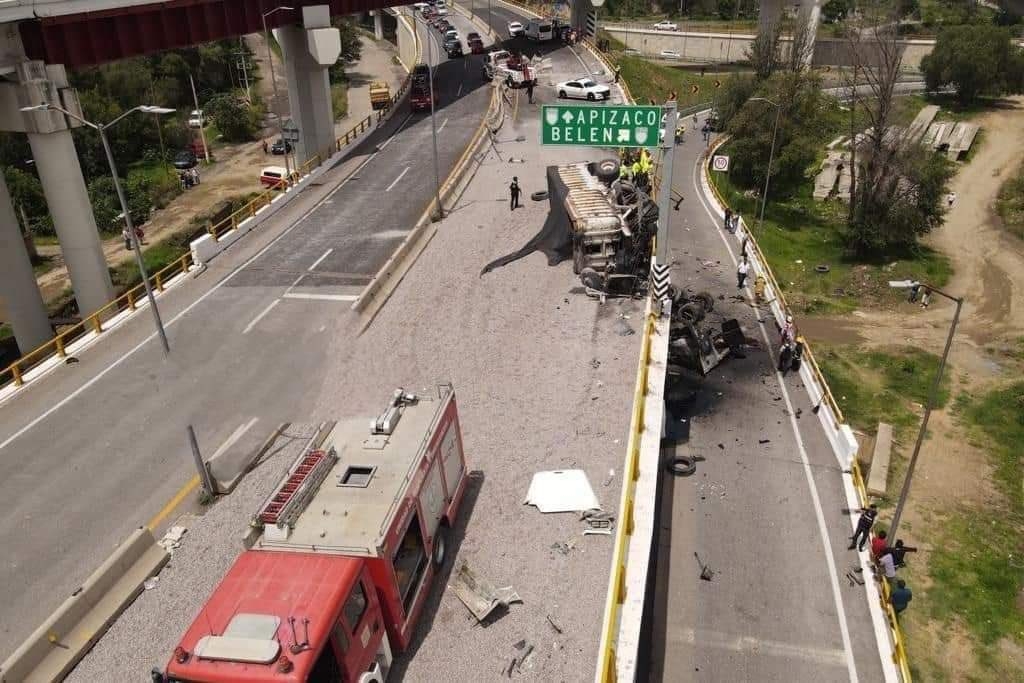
[572,236,585,275]
[559,90,567,99]
[695,291,715,313]
[432,527,449,567]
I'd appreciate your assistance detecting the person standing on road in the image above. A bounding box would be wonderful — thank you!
[692,112,699,129]
[509,176,521,211]
[920,287,932,308]
[849,503,879,551]
[724,207,733,232]
[737,255,751,288]
[262,139,269,154]
[614,66,621,84]
[891,579,913,616]
[526,79,534,104]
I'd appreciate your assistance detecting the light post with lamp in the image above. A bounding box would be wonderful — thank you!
[749,96,782,232]
[21,102,176,353]
[262,6,295,180]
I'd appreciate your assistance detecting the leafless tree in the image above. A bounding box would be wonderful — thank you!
[786,9,817,72]
[747,19,782,79]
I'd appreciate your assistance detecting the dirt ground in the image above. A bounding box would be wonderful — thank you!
[800,96,1024,679]
[28,33,404,306]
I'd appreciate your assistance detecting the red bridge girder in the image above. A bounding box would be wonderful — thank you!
[18,0,403,68]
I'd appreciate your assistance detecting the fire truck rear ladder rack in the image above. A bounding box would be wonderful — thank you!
[255,423,338,529]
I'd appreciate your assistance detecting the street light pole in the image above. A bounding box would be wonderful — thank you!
[263,6,294,180]
[888,286,963,541]
[22,103,175,354]
[188,74,211,164]
[416,14,443,218]
[751,96,781,231]
[656,101,678,265]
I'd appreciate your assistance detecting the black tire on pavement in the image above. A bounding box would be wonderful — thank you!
[666,455,697,476]
[531,190,549,201]
[695,291,715,313]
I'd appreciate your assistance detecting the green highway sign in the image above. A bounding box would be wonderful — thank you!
[541,104,661,147]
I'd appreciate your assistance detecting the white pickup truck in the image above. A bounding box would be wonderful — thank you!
[482,49,536,88]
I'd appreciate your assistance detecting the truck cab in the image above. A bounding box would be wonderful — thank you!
[525,18,553,41]
[162,386,468,683]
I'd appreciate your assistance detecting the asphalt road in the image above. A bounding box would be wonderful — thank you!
[0,11,492,657]
[645,119,888,681]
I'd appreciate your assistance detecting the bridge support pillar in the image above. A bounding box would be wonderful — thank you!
[0,61,114,319]
[757,0,821,67]
[0,173,52,353]
[279,6,341,167]
[372,11,384,41]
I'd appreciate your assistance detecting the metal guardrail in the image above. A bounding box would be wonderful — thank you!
[704,135,912,681]
[1,15,424,395]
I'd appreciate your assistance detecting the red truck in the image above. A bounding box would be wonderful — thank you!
[159,385,468,683]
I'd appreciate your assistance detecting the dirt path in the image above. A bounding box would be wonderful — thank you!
[28,33,404,306]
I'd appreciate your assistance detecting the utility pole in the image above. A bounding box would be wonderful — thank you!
[656,101,678,265]
[236,38,252,104]
[189,74,211,163]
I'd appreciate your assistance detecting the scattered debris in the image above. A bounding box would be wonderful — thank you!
[143,576,160,591]
[525,470,600,513]
[845,569,865,586]
[758,439,771,444]
[590,358,601,369]
[581,508,616,531]
[451,561,523,622]
[602,468,615,487]
[546,614,563,634]
[694,552,715,581]
[157,525,188,553]
[583,528,612,536]
[550,538,577,555]
[717,443,724,450]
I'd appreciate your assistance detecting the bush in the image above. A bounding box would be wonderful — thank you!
[205,92,260,142]
[921,24,1024,103]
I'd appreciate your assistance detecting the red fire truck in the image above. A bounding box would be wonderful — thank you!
[159,385,468,683]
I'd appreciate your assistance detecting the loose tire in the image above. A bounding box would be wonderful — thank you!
[695,291,714,313]
[666,455,697,476]
[531,190,549,201]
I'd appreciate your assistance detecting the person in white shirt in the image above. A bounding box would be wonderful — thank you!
[878,551,897,586]
[737,255,751,288]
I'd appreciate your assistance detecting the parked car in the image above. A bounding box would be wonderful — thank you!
[653,20,678,31]
[270,138,292,155]
[556,77,611,101]
[507,21,524,37]
[173,149,197,170]
[259,165,290,189]
[187,109,204,128]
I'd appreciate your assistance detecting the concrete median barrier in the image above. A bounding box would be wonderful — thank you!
[0,527,169,683]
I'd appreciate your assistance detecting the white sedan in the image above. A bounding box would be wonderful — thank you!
[508,21,524,37]
[653,20,678,31]
[556,78,612,101]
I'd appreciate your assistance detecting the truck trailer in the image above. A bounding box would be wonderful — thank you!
[159,385,468,683]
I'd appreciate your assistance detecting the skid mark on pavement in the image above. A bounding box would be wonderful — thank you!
[672,628,849,667]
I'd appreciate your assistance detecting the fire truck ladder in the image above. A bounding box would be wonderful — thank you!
[256,446,338,529]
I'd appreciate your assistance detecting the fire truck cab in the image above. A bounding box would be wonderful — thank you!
[161,385,468,683]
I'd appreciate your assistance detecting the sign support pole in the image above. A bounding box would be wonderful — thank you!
[656,101,677,265]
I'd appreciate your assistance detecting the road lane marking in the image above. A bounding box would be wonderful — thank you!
[692,148,860,683]
[282,292,359,302]
[242,299,281,334]
[308,248,333,271]
[378,112,414,150]
[147,474,199,530]
[672,628,848,667]
[386,166,410,192]
[210,418,259,461]
[0,136,388,452]
[438,117,449,132]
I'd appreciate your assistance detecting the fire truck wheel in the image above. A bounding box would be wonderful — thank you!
[433,527,449,567]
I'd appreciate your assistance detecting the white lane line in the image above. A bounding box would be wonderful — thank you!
[242,299,280,334]
[386,166,410,192]
[457,83,463,97]
[0,140,385,452]
[379,112,414,150]
[672,628,848,667]
[210,418,259,460]
[691,152,860,683]
[282,292,359,302]
[438,117,449,132]
[308,248,333,271]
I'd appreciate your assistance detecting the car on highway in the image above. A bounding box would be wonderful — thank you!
[653,20,678,31]
[556,77,611,101]
[446,39,464,58]
[270,138,292,155]
[444,28,459,40]
[434,5,448,15]
[172,149,197,169]
[413,1,429,10]
[468,37,485,54]
[508,21,524,37]
[413,63,431,83]
[467,31,480,42]
[410,82,434,112]
[660,49,681,60]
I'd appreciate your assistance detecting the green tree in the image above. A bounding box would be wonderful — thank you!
[726,71,839,197]
[205,92,259,142]
[822,0,850,23]
[717,0,737,21]
[5,168,52,236]
[921,24,1024,103]
[714,73,758,128]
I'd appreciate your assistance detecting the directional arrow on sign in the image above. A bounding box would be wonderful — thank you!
[690,84,699,94]
[713,79,722,89]
[562,111,574,123]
